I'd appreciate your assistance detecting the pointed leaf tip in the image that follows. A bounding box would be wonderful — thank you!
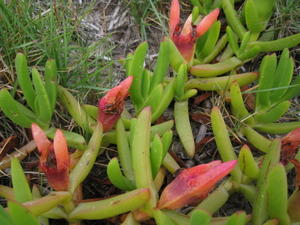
[169,0,180,36]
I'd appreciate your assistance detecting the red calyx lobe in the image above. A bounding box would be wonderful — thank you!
[98,76,133,132]
[31,124,70,191]
[157,160,237,210]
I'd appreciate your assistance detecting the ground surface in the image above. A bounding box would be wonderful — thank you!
[1,0,300,225]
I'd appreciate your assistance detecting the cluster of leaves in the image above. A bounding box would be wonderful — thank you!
[1,0,300,225]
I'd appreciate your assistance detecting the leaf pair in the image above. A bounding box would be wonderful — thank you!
[195,21,224,64]
[255,49,297,111]
[223,0,300,60]
[126,41,174,122]
[107,117,173,191]
[230,49,300,134]
[251,139,290,225]
[0,53,57,129]
[244,0,275,34]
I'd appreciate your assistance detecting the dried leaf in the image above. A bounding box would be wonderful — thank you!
[281,128,300,165]
[191,112,210,124]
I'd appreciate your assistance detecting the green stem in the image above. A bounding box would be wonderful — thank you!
[190,57,242,77]
[240,33,300,60]
[69,188,150,220]
[23,192,71,216]
[185,72,258,91]
[256,33,300,52]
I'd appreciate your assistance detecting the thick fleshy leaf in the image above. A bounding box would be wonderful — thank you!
[189,210,211,225]
[11,158,33,203]
[8,201,40,225]
[98,76,133,132]
[69,188,150,220]
[157,160,237,209]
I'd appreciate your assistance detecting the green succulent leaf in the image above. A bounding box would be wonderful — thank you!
[116,119,134,181]
[256,54,277,111]
[269,48,294,103]
[107,158,136,191]
[141,69,152,98]
[174,100,195,158]
[245,0,265,33]
[0,205,15,225]
[226,26,240,56]
[44,59,57,111]
[238,145,259,179]
[224,211,247,225]
[15,53,36,111]
[45,128,87,150]
[175,64,188,101]
[254,101,290,123]
[161,130,173,157]
[11,158,32,203]
[152,79,176,122]
[153,210,177,225]
[138,84,163,114]
[189,210,211,225]
[0,89,38,128]
[128,42,148,106]
[150,135,164,178]
[32,67,52,124]
[266,164,290,225]
[8,201,40,225]
[150,40,170,91]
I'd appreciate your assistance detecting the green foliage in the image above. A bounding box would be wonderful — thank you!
[0,53,57,128]
[11,158,32,203]
[0,0,114,90]
[1,203,40,225]
[1,1,300,225]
